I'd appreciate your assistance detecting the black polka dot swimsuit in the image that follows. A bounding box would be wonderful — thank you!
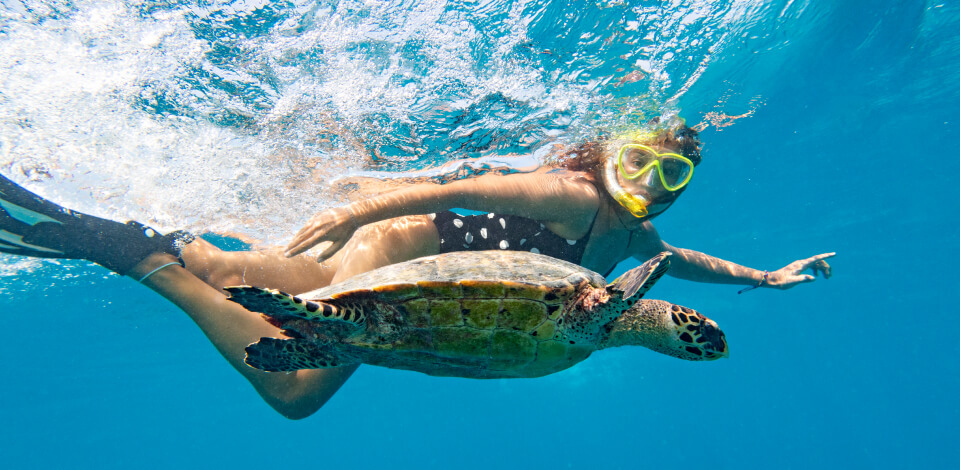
[431,210,594,269]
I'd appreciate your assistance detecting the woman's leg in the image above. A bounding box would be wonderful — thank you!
[132,215,441,419]
[132,251,355,419]
[172,213,439,292]
[178,238,340,294]
[1,172,441,417]
[328,215,440,282]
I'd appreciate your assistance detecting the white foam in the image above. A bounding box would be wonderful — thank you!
[0,0,782,245]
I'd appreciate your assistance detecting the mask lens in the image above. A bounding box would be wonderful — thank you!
[659,156,693,188]
[620,146,657,177]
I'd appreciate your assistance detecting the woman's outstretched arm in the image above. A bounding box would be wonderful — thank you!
[286,169,601,259]
[629,222,834,289]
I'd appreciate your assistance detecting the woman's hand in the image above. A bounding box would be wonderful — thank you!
[764,252,835,289]
[285,207,359,261]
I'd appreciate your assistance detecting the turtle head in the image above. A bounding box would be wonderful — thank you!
[599,299,728,361]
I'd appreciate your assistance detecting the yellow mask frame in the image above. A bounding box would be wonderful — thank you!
[617,144,694,192]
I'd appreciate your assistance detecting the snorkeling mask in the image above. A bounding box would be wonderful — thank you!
[603,143,695,218]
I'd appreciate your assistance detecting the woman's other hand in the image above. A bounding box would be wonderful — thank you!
[285,207,359,261]
[765,252,835,289]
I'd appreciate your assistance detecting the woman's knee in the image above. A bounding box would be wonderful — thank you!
[179,239,319,290]
[179,238,235,286]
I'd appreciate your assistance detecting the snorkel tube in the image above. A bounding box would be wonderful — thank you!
[603,153,649,218]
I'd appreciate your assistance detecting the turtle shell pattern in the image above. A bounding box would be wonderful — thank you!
[258,251,611,378]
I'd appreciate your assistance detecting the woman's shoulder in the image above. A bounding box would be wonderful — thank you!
[625,221,667,255]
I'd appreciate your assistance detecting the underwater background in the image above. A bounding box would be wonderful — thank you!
[0,0,957,468]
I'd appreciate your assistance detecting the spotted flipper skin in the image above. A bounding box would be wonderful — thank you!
[224,286,366,326]
[558,252,672,346]
[245,338,355,371]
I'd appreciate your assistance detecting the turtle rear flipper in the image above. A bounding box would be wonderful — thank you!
[608,251,671,299]
[245,338,357,371]
[224,286,366,326]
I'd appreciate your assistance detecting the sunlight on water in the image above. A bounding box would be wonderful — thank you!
[0,254,114,294]
[0,0,810,247]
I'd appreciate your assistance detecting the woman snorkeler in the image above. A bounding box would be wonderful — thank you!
[0,124,833,419]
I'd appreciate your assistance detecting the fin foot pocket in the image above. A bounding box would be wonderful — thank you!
[0,173,194,275]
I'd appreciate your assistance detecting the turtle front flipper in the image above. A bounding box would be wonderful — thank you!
[224,286,366,326]
[245,338,358,371]
[608,251,671,299]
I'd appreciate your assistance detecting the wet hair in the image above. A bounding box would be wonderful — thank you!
[549,124,703,178]
[668,125,703,166]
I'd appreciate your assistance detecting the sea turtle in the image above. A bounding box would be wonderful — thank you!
[224,250,727,379]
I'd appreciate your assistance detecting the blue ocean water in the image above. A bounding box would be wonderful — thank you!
[0,1,957,468]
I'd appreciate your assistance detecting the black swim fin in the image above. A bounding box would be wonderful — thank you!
[0,173,193,276]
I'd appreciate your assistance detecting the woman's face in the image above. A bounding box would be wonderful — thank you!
[615,144,689,219]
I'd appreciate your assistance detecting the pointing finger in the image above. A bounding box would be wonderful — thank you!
[802,253,836,267]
